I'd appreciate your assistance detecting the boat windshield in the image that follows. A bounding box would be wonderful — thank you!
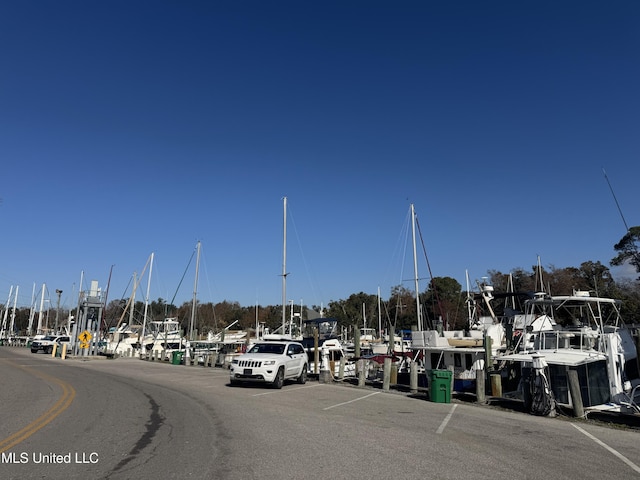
[303,319,338,339]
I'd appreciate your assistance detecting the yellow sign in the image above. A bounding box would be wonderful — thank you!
[79,341,90,349]
[78,330,92,343]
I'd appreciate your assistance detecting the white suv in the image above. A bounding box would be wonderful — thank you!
[30,335,71,354]
[230,341,307,388]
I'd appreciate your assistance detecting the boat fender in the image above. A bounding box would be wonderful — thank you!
[529,368,554,416]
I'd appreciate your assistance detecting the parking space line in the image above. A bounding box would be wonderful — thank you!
[436,404,457,434]
[251,384,325,397]
[572,423,640,474]
[323,391,380,410]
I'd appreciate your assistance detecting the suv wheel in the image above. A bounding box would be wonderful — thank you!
[46,346,53,354]
[272,367,284,389]
[297,365,307,384]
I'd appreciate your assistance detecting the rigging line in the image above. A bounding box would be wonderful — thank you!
[199,246,214,303]
[118,276,133,303]
[198,246,218,331]
[105,275,133,331]
[101,265,114,331]
[603,168,640,267]
[398,207,412,288]
[415,215,440,330]
[169,247,196,311]
[603,168,630,232]
[199,247,217,315]
[380,296,392,325]
[115,254,152,328]
[286,202,321,306]
[392,208,412,327]
[380,206,412,298]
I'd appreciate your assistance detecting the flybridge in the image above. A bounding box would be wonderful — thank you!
[409,283,640,418]
[496,290,639,416]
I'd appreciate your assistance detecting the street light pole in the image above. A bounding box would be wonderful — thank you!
[55,289,63,335]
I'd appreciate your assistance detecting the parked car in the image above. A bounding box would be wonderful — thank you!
[30,335,71,354]
[229,340,307,388]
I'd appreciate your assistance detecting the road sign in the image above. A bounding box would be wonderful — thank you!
[78,330,92,343]
[79,341,90,349]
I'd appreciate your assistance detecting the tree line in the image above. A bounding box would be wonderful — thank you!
[4,229,640,337]
[4,260,639,339]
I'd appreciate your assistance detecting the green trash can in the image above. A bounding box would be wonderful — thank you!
[429,369,452,403]
[171,351,184,365]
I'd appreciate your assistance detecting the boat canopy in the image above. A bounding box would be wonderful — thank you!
[498,350,607,367]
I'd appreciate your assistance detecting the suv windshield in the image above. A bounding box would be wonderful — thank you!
[248,343,285,355]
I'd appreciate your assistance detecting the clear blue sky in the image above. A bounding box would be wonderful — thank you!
[1,1,638,312]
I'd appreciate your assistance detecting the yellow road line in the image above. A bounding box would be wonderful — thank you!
[0,359,76,453]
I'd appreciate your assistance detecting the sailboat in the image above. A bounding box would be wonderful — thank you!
[0,286,14,340]
[264,197,303,341]
[105,255,155,357]
[406,204,506,392]
[259,197,352,376]
[411,274,506,393]
[152,242,206,362]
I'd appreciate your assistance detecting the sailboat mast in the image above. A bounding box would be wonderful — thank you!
[9,285,18,336]
[362,303,366,331]
[1,286,12,338]
[27,283,36,336]
[189,241,201,341]
[73,271,84,350]
[140,252,154,354]
[411,204,423,331]
[377,286,382,338]
[255,301,259,341]
[37,283,46,334]
[129,272,137,328]
[535,255,544,293]
[281,196,288,333]
[507,273,515,310]
[465,270,473,326]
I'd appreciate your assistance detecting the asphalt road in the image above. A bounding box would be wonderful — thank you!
[1,346,639,480]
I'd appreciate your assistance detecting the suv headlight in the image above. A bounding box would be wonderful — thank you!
[231,359,238,365]
[263,360,276,365]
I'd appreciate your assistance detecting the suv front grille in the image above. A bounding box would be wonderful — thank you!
[237,360,262,368]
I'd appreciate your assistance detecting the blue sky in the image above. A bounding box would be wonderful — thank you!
[1,1,638,312]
